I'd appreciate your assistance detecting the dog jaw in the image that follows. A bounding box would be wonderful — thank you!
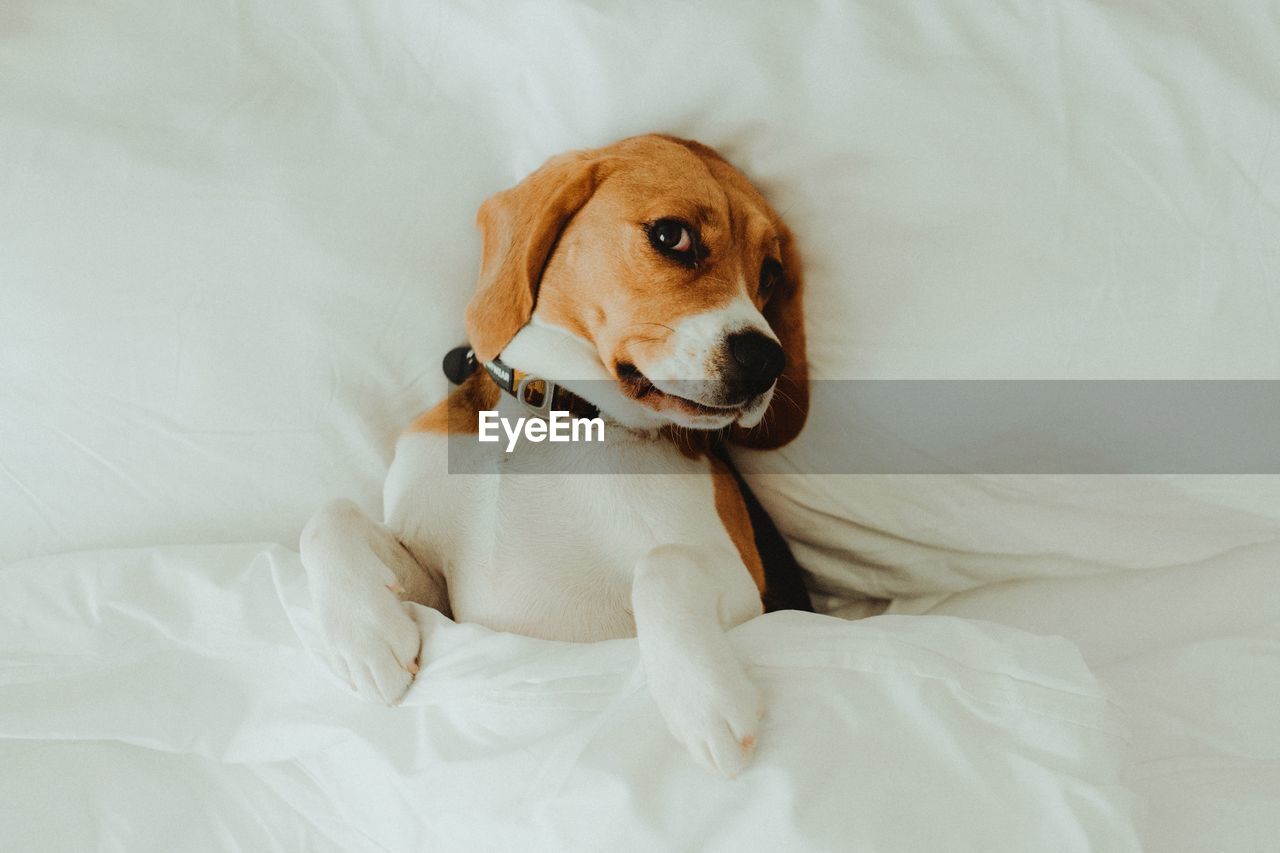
[501,315,783,433]
[498,317,670,431]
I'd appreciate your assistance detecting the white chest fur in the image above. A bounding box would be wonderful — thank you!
[383,401,750,642]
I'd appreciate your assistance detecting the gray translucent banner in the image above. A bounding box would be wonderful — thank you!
[443,380,1280,474]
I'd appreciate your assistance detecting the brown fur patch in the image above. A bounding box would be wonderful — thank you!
[710,455,766,597]
[404,371,500,435]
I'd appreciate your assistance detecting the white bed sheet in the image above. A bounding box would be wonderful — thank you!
[0,544,1139,852]
[883,540,1280,853]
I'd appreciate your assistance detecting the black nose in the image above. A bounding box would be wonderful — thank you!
[727,331,786,396]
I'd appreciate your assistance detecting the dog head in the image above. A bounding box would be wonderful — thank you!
[465,134,807,448]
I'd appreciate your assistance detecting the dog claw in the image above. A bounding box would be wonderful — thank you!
[386,582,406,595]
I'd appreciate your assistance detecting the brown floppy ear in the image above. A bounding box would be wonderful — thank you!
[465,150,604,362]
[729,226,809,449]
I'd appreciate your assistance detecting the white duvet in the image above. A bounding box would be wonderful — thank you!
[890,541,1280,853]
[0,544,1139,852]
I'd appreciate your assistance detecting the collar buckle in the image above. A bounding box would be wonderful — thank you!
[481,355,599,422]
[515,375,557,419]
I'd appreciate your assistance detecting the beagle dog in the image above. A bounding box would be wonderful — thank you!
[300,134,808,777]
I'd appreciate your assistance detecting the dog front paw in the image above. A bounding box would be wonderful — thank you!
[650,664,763,778]
[315,584,422,706]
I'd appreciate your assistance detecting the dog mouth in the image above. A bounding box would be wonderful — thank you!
[615,362,748,419]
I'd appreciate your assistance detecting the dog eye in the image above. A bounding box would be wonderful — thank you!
[759,258,783,300]
[646,218,697,263]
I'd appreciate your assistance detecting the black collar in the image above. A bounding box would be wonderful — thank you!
[442,345,599,421]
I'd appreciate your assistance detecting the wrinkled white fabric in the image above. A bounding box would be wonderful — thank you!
[887,538,1280,853]
[0,544,1138,852]
[2,3,1277,850]
[4,0,1279,585]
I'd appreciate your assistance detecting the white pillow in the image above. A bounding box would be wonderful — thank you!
[2,0,482,560]
[4,0,1278,604]
[726,1,1280,600]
